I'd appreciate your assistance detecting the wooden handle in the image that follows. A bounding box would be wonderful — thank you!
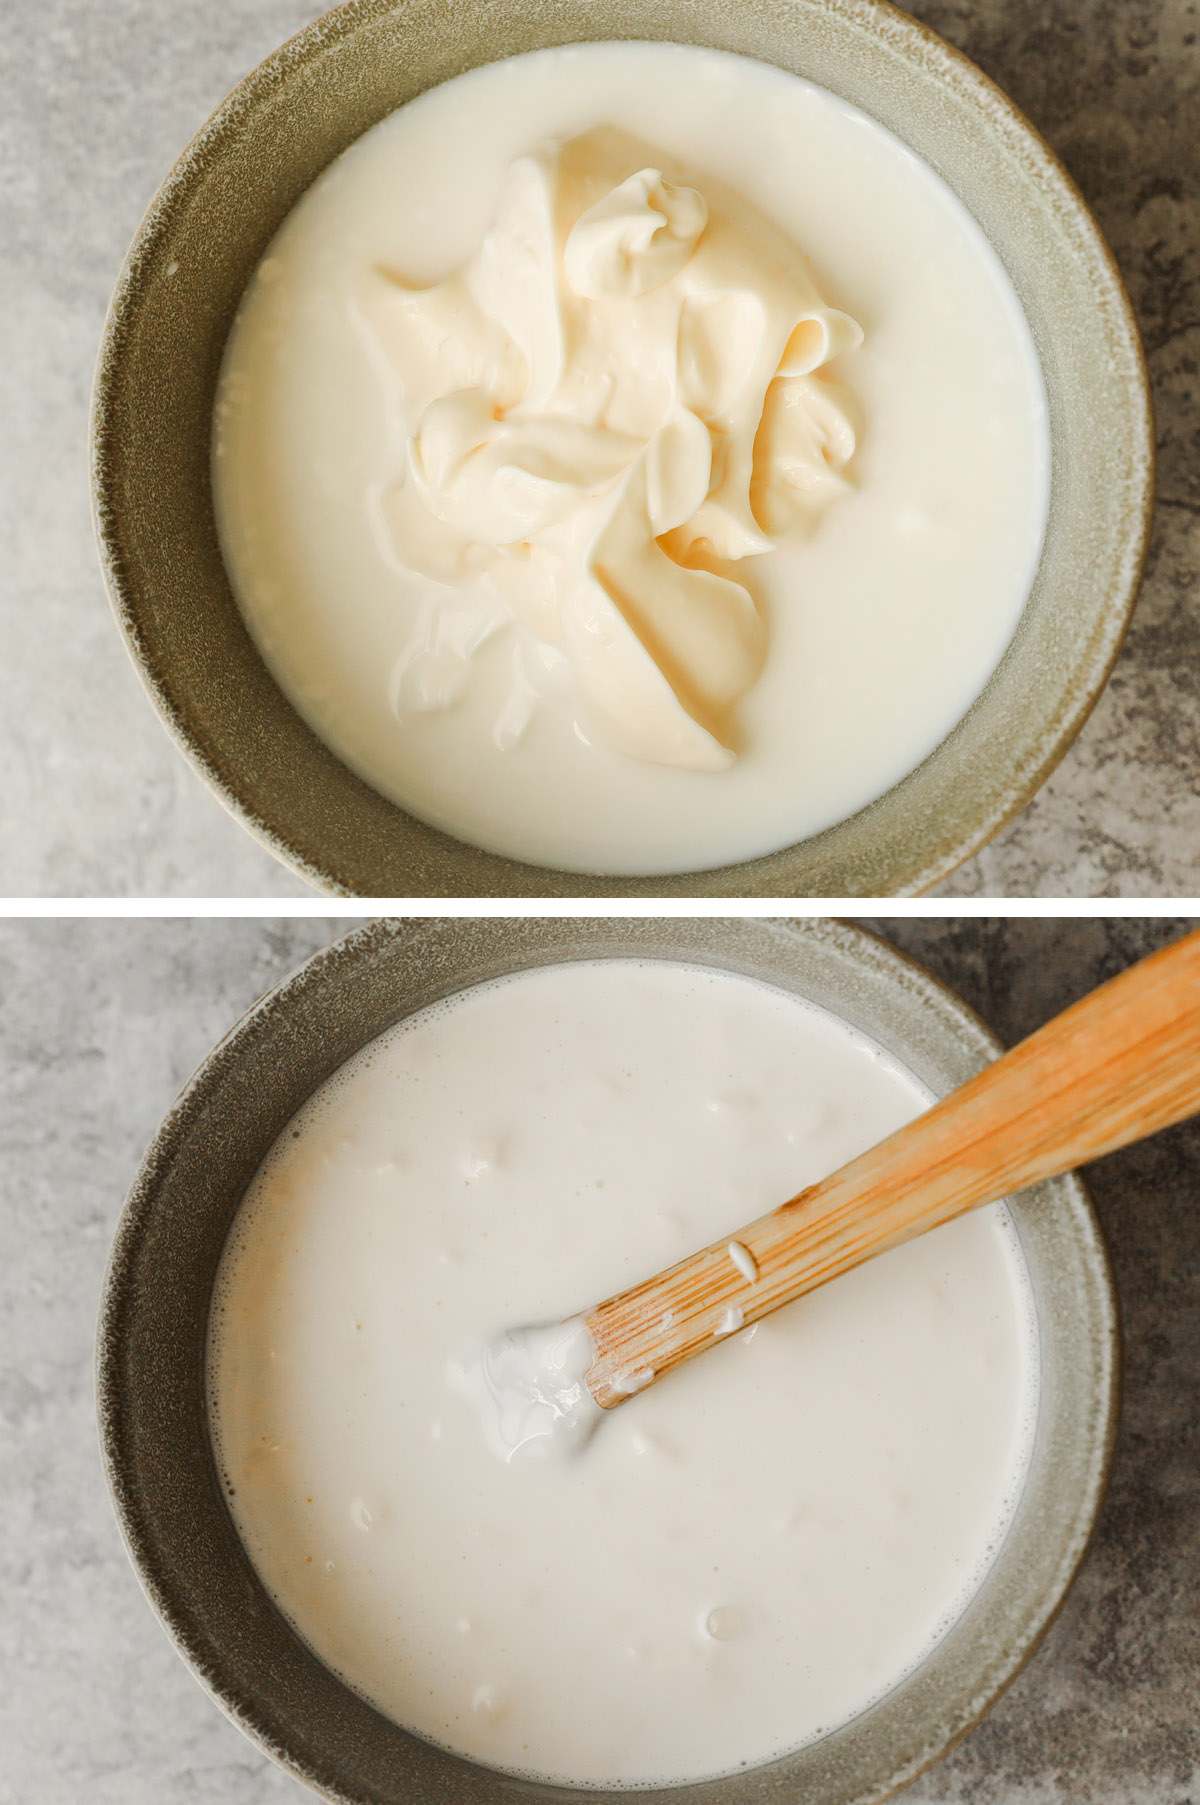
[583,926,1200,1410]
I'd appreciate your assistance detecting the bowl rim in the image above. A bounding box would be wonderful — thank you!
[90,0,1155,899]
[95,917,1122,1804]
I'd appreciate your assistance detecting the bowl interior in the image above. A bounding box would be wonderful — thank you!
[91,0,1152,897]
[97,919,1119,1805]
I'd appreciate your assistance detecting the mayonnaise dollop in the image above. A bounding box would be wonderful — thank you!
[358,128,862,770]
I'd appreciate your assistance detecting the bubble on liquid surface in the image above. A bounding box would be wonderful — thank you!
[705,1607,744,1641]
[473,1682,505,1720]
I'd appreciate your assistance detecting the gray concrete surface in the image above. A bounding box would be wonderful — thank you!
[1,0,1198,897]
[2,0,322,899]
[1,917,1197,1802]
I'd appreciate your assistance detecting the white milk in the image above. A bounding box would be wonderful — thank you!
[213,42,1049,877]
[208,960,1038,1788]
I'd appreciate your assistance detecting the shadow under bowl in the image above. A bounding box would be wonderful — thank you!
[97,917,1120,1804]
[92,0,1153,897]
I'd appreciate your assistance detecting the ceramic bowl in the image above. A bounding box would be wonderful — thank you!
[91,0,1152,897]
[97,917,1120,1804]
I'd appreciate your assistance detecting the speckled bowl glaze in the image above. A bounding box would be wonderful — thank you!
[98,918,1120,1805]
[90,0,1152,897]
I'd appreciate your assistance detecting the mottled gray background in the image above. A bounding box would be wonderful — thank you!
[1,0,1197,897]
[1,916,1197,1802]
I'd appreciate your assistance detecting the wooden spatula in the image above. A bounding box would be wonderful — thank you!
[580,925,1200,1409]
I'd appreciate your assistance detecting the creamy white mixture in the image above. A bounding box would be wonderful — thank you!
[213,43,1049,876]
[208,960,1038,1787]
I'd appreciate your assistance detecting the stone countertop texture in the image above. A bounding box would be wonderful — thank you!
[0,916,1197,1802]
[0,0,1197,898]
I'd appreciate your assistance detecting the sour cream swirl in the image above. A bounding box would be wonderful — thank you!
[359,128,862,770]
